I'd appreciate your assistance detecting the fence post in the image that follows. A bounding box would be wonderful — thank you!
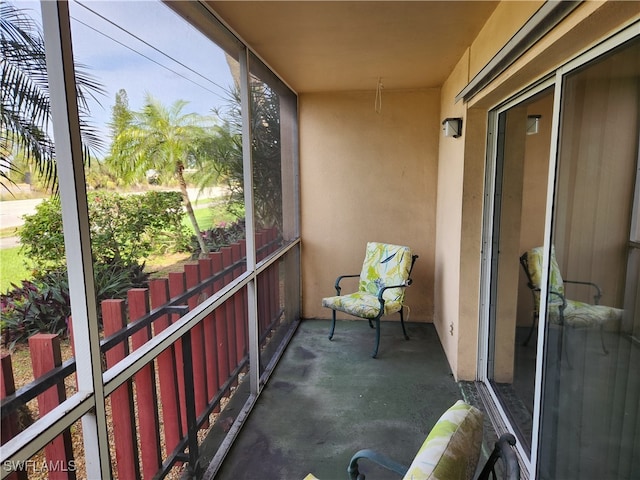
[255,231,267,338]
[128,288,162,477]
[181,331,201,478]
[209,252,229,401]
[168,272,188,433]
[102,299,140,480]
[265,229,275,332]
[220,247,237,380]
[231,242,246,364]
[184,264,208,426]
[29,334,76,480]
[149,278,182,459]
[198,258,219,407]
[269,228,279,327]
[1,354,27,480]
[239,239,249,358]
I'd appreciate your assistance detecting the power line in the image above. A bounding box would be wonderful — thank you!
[71,16,221,98]
[71,0,232,101]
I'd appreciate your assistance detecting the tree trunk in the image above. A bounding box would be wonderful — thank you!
[177,168,209,256]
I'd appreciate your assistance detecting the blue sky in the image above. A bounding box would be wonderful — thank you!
[24,0,236,157]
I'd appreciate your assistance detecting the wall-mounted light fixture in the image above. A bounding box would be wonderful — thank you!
[527,115,541,135]
[442,117,463,138]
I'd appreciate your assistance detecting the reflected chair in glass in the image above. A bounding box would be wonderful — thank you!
[520,246,623,354]
[322,242,418,358]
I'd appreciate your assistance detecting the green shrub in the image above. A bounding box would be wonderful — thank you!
[191,220,246,258]
[5,190,187,346]
[0,278,69,348]
[20,190,191,273]
[19,197,66,272]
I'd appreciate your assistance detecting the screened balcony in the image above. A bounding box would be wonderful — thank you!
[3,1,639,479]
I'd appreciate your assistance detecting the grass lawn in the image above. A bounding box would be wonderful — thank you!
[0,246,32,293]
[182,199,240,232]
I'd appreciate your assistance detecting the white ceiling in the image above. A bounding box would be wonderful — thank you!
[208,1,500,93]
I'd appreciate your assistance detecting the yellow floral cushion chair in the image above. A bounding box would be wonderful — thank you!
[322,242,418,358]
[520,246,623,352]
[346,400,520,480]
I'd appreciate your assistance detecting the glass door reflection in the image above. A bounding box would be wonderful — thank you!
[487,88,554,454]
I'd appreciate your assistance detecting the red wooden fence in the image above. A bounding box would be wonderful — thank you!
[0,228,282,479]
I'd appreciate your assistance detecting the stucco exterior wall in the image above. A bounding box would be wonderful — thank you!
[469,1,640,110]
[435,50,469,379]
[468,1,543,79]
[440,0,639,381]
[299,89,439,322]
[434,0,546,381]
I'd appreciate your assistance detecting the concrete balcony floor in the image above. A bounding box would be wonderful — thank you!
[213,319,473,479]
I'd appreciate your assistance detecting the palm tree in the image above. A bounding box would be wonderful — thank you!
[1,1,104,192]
[108,95,214,255]
[204,81,283,230]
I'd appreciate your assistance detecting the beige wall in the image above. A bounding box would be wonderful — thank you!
[300,89,439,321]
[436,0,639,380]
[468,1,543,79]
[435,50,470,379]
[434,0,549,381]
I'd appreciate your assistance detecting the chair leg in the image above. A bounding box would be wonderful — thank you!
[329,310,337,340]
[399,307,409,340]
[560,325,573,369]
[372,317,381,358]
[599,325,608,355]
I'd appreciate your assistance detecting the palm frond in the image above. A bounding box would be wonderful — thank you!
[1,1,106,191]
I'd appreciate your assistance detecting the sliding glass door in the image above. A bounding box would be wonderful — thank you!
[484,85,555,456]
[537,36,640,480]
[482,30,639,479]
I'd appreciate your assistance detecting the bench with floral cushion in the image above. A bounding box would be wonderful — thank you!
[305,400,520,480]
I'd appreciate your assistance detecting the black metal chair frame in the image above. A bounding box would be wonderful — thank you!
[347,433,520,480]
[327,254,418,358]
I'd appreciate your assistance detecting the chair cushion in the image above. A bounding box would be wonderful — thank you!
[321,292,403,319]
[403,400,483,480]
[527,246,565,298]
[527,246,624,328]
[560,300,623,328]
[359,242,413,303]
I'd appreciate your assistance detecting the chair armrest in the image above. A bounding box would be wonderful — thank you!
[376,282,411,302]
[549,289,566,305]
[347,449,408,480]
[563,279,602,304]
[477,433,520,480]
[334,274,360,295]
